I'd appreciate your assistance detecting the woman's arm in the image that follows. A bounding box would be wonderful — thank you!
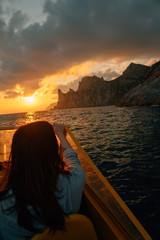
[53,123,86,213]
[53,123,71,150]
[56,148,86,214]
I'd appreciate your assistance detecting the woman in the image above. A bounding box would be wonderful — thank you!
[0,121,86,240]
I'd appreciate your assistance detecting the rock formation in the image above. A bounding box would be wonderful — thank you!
[46,102,57,110]
[53,61,160,109]
[118,61,160,106]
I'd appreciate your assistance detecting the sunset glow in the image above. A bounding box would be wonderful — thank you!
[0,0,159,115]
[24,96,35,104]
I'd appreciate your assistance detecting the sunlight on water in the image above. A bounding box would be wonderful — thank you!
[25,112,35,124]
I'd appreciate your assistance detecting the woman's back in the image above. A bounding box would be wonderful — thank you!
[0,121,86,240]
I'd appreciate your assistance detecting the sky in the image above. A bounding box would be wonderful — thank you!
[0,0,160,114]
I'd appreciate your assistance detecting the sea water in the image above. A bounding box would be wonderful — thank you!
[0,106,160,239]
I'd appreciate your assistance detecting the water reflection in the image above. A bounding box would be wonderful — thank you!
[25,112,35,124]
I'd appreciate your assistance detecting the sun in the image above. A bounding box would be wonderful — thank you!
[24,96,35,104]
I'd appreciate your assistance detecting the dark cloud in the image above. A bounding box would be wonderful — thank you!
[4,90,21,99]
[0,0,160,93]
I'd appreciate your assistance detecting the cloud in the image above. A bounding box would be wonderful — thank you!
[92,69,120,81]
[4,90,21,99]
[52,77,81,93]
[0,0,160,94]
[146,58,159,66]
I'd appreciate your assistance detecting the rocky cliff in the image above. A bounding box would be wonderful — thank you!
[118,61,160,106]
[54,61,160,109]
[46,102,57,110]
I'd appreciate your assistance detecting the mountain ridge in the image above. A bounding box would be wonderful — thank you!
[50,61,160,110]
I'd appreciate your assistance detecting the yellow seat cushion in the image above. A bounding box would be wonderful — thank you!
[31,214,97,240]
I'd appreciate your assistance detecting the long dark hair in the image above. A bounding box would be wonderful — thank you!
[0,121,69,233]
